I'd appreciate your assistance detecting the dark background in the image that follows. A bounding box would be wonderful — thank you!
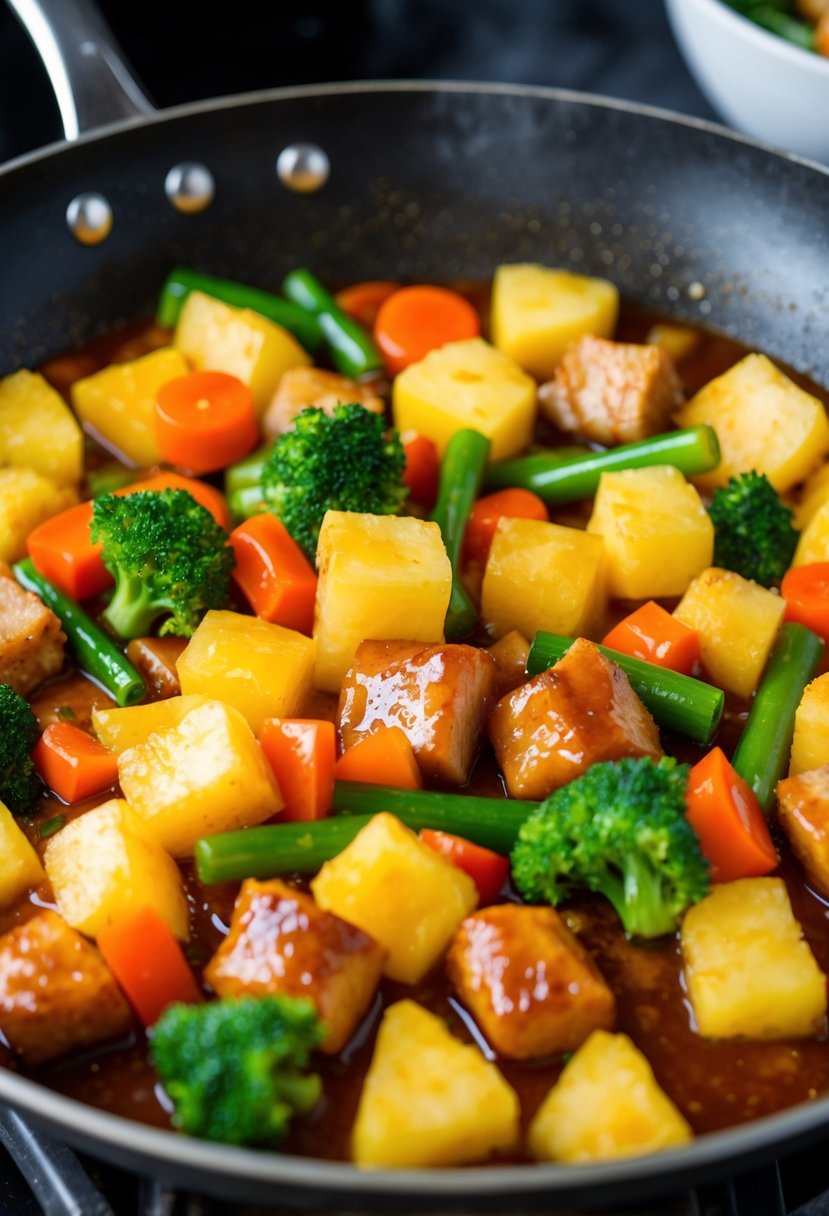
[0,0,717,163]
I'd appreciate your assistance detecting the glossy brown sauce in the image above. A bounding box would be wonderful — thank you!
[6,301,829,1161]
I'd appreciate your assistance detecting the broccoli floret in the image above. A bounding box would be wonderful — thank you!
[150,995,324,1146]
[260,404,407,558]
[510,756,709,939]
[0,683,42,815]
[707,470,798,587]
[90,489,234,639]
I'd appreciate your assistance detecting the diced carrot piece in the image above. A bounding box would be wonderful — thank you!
[260,718,336,822]
[685,747,778,883]
[33,721,119,804]
[155,371,259,474]
[402,432,441,511]
[334,725,423,790]
[229,514,317,634]
[373,285,480,375]
[97,905,202,1027]
[782,563,829,639]
[602,600,701,676]
[419,829,509,904]
[463,488,549,566]
[335,281,400,329]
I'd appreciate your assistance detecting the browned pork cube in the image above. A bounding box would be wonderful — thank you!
[538,335,683,446]
[447,905,616,1059]
[338,640,497,786]
[204,878,387,1053]
[489,637,662,800]
[777,765,829,897]
[0,566,65,696]
[0,910,131,1064]
[263,367,385,437]
[486,630,531,700]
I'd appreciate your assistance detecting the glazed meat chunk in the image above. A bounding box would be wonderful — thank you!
[263,367,385,438]
[0,565,65,696]
[777,765,829,897]
[338,640,497,786]
[204,879,387,1053]
[447,905,615,1059]
[0,910,131,1065]
[489,637,662,800]
[538,335,683,446]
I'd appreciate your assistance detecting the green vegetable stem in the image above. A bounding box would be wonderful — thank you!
[429,428,491,641]
[527,632,724,744]
[484,425,720,503]
[282,269,383,378]
[13,560,146,708]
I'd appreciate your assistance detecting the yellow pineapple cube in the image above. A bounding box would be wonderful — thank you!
[0,801,45,908]
[794,463,829,531]
[681,877,826,1038]
[645,322,699,363]
[790,673,829,775]
[587,466,713,599]
[675,354,829,493]
[673,567,784,698]
[311,813,478,983]
[92,695,210,754]
[118,700,282,857]
[528,1030,691,1163]
[392,338,536,460]
[352,999,519,1167]
[314,511,451,693]
[490,263,619,381]
[793,499,829,567]
[174,291,310,415]
[0,468,77,564]
[481,518,605,640]
[71,347,188,467]
[177,610,315,733]
[0,370,83,484]
[44,798,188,940]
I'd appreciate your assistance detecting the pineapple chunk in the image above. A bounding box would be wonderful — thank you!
[481,518,605,640]
[794,462,829,531]
[790,673,829,775]
[314,511,451,693]
[673,567,784,698]
[0,370,83,484]
[392,337,536,460]
[311,812,478,983]
[0,801,45,908]
[587,466,713,599]
[793,499,829,567]
[352,999,519,1167]
[174,291,310,415]
[44,798,189,940]
[92,695,210,754]
[0,468,77,564]
[178,610,315,733]
[71,347,188,467]
[681,877,827,1038]
[645,322,699,363]
[117,700,282,857]
[490,263,619,381]
[675,354,829,493]
[528,1030,692,1163]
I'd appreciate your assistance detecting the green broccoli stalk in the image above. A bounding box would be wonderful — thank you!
[150,995,324,1146]
[707,470,798,587]
[511,757,709,939]
[0,684,42,815]
[90,489,235,640]
[261,404,407,558]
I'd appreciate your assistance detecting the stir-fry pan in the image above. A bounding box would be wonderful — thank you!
[2,0,829,1208]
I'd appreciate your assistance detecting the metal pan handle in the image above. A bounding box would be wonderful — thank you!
[6,0,155,140]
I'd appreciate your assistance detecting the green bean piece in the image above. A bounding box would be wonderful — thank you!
[227,486,267,525]
[429,429,491,641]
[527,632,724,744]
[282,269,383,378]
[732,622,823,813]
[156,267,323,352]
[13,559,146,708]
[483,425,720,504]
[86,465,140,498]
[224,442,275,496]
[195,784,538,883]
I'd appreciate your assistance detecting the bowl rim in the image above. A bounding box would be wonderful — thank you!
[675,0,829,76]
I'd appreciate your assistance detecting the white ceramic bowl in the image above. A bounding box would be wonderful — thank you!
[666,0,829,163]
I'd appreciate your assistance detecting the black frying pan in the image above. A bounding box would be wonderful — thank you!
[2,0,829,1208]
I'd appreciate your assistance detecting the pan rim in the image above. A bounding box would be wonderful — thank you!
[1,77,828,183]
